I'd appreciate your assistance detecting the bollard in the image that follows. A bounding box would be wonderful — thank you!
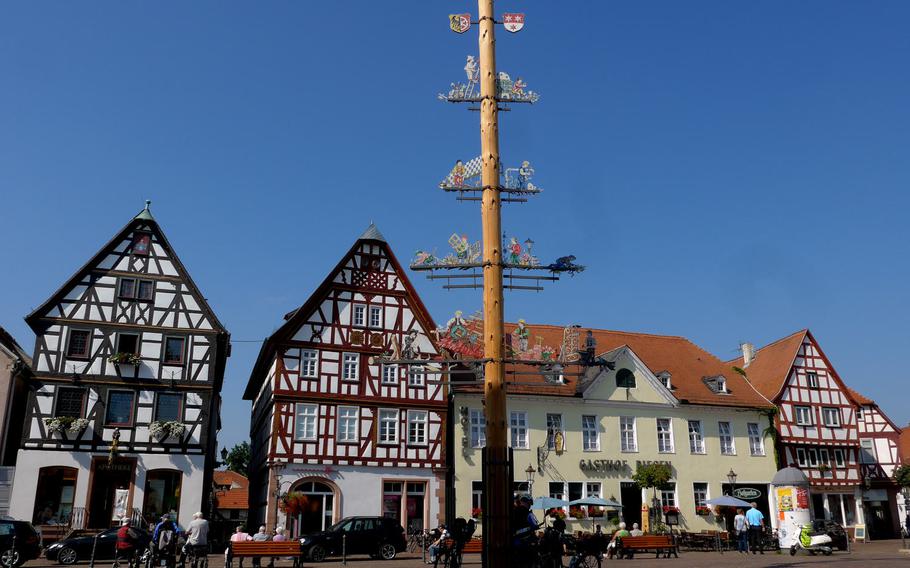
[89,533,99,568]
[341,534,346,566]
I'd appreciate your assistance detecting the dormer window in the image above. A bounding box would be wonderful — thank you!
[132,232,151,255]
[615,368,636,389]
[656,371,672,389]
[703,375,728,394]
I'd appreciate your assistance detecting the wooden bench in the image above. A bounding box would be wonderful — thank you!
[615,535,678,559]
[441,537,483,554]
[228,542,304,568]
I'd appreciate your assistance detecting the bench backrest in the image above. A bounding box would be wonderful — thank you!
[229,542,302,556]
[618,535,674,547]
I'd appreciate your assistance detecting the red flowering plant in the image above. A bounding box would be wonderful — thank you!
[471,507,483,519]
[279,492,308,517]
[569,506,587,520]
[661,506,680,514]
[546,508,567,520]
[695,506,712,516]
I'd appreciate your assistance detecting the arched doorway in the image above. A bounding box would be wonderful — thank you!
[33,466,78,526]
[142,469,182,525]
[286,479,337,537]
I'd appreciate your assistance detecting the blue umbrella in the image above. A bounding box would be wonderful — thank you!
[569,497,623,508]
[704,496,751,508]
[533,496,570,510]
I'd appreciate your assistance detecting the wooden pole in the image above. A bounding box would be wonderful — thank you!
[478,0,510,566]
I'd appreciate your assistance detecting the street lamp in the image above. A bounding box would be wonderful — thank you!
[525,465,536,498]
[727,468,738,495]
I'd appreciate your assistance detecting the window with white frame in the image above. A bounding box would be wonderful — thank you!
[808,448,819,467]
[353,304,366,327]
[660,483,677,509]
[718,421,735,455]
[860,439,876,464]
[369,306,382,328]
[295,403,318,440]
[407,365,425,387]
[796,447,808,467]
[381,364,398,385]
[806,371,819,388]
[620,416,637,452]
[833,449,845,467]
[546,414,564,450]
[472,481,483,513]
[548,481,565,501]
[470,409,486,448]
[378,409,398,443]
[747,422,764,456]
[657,418,674,453]
[822,407,841,427]
[795,406,813,426]
[337,406,358,442]
[342,353,359,381]
[819,448,830,467]
[407,410,428,445]
[857,407,864,420]
[510,411,528,449]
[582,415,599,451]
[693,482,709,508]
[301,349,318,378]
[688,420,705,454]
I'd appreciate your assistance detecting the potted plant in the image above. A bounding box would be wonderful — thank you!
[471,507,483,520]
[279,492,307,517]
[149,420,186,442]
[695,505,712,516]
[109,352,142,366]
[569,506,587,520]
[818,463,832,473]
[546,508,567,521]
[44,416,89,439]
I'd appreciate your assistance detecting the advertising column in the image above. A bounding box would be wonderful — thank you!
[771,467,811,549]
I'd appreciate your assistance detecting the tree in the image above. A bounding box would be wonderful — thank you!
[894,464,910,489]
[225,442,251,477]
[632,462,672,492]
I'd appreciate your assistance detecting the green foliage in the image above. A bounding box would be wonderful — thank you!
[893,464,910,488]
[731,366,747,377]
[632,463,672,490]
[225,442,251,477]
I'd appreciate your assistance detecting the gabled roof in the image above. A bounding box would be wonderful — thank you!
[243,225,436,400]
[213,470,249,488]
[25,203,228,335]
[454,323,773,410]
[846,387,874,406]
[0,325,30,364]
[726,330,806,401]
[213,470,249,510]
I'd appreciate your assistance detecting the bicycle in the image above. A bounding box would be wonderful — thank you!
[182,544,209,568]
[407,528,431,553]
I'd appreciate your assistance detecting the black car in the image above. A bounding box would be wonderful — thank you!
[46,527,152,565]
[811,519,848,551]
[299,516,406,562]
[0,520,41,567]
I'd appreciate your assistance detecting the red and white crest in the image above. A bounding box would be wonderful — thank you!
[449,13,471,34]
[502,13,525,33]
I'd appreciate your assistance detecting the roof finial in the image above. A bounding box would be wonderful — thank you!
[135,200,155,221]
[145,200,151,211]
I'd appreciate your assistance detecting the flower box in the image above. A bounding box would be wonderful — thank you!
[471,507,483,520]
[569,507,587,520]
[44,417,89,439]
[149,420,186,442]
[695,506,712,516]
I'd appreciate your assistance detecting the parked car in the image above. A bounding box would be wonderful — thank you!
[811,519,848,551]
[45,527,152,565]
[0,519,41,567]
[299,516,406,561]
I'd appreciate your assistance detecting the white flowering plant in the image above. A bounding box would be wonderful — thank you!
[45,416,90,435]
[150,420,186,441]
[109,352,142,365]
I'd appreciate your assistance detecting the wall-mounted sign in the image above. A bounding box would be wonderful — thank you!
[734,487,762,500]
[580,459,629,473]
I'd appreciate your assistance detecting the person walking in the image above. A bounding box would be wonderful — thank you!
[153,516,181,568]
[226,526,251,568]
[745,502,765,555]
[733,509,748,553]
[186,512,209,568]
[116,518,140,568]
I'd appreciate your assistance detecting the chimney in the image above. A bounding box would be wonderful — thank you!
[741,342,755,368]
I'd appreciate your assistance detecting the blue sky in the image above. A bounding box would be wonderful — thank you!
[2,1,908,450]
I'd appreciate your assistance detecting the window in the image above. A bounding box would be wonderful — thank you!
[819,448,830,467]
[857,407,864,420]
[546,414,564,450]
[796,447,808,467]
[860,439,876,464]
[833,448,845,468]
[105,391,135,425]
[822,407,841,427]
[119,279,136,299]
[382,364,398,385]
[808,448,818,467]
[615,368,636,388]
[688,420,705,454]
[510,411,528,449]
[116,333,139,355]
[55,387,85,418]
[582,415,599,451]
[549,482,565,501]
[408,365,425,387]
[301,350,318,378]
[794,406,813,426]
[296,404,318,440]
[66,330,91,359]
[568,482,583,506]
[342,353,359,381]
[693,483,709,508]
[703,375,727,393]
[718,421,735,455]
[656,371,671,389]
[657,418,674,453]
[470,409,486,448]
[806,371,819,388]
[747,423,764,456]
[620,416,637,452]
[32,467,78,525]
[132,232,151,255]
[119,279,154,300]
[163,337,185,364]
[407,410,427,445]
[353,304,366,327]
[472,481,484,513]
[137,280,154,300]
[660,483,677,509]
[154,393,182,422]
[378,409,398,444]
[142,470,182,524]
[337,407,358,443]
[586,482,603,517]
[369,306,382,328]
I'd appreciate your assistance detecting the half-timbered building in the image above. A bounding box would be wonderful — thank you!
[849,388,904,538]
[244,225,445,537]
[729,330,865,530]
[9,204,230,532]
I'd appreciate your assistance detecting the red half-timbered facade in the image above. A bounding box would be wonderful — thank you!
[730,330,865,529]
[244,225,445,537]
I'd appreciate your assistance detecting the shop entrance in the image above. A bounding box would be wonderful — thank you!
[620,482,641,528]
[87,459,134,529]
[866,500,895,539]
[288,480,335,537]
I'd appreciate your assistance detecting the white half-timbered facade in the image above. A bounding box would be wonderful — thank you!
[245,225,445,537]
[10,204,229,532]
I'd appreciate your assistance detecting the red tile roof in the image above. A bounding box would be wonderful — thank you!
[846,387,874,406]
[453,323,774,409]
[213,470,249,510]
[726,330,807,401]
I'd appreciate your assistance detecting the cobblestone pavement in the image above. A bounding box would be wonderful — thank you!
[22,540,910,568]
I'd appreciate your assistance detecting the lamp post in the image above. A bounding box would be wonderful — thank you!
[726,468,738,496]
[525,465,536,498]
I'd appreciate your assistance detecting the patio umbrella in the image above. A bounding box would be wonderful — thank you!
[569,497,623,531]
[532,496,570,526]
[704,495,751,508]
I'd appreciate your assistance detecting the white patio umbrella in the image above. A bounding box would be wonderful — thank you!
[569,497,623,531]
